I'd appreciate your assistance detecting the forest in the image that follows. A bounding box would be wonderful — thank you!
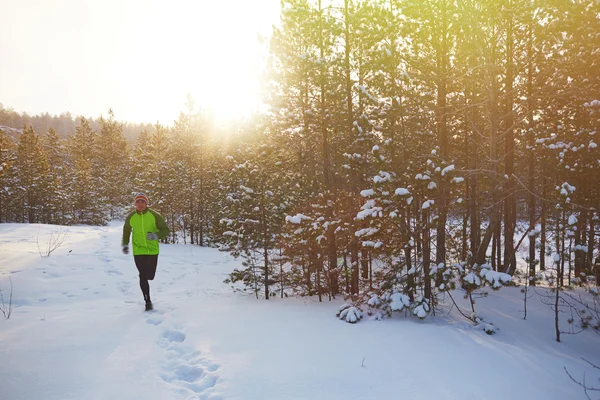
[1,0,599,320]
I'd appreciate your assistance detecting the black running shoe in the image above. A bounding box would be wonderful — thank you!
[145,301,153,311]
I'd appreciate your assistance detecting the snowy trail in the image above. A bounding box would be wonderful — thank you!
[1,222,600,400]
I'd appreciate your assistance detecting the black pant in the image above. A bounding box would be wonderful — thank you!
[134,255,158,302]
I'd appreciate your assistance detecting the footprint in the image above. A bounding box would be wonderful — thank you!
[106,269,124,276]
[162,329,186,343]
[159,344,220,397]
[161,364,205,383]
[117,281,133,295]
[147,316,164,326]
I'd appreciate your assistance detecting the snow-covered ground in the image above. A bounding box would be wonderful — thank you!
[0,222,599,400]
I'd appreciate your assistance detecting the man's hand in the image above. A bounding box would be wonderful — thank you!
[122,245,129,255]
[147,232,159,241]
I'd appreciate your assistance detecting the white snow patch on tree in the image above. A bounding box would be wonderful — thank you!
[286,214,310,224]
[367,294,381,306]
[361,189,375,197]
[480,268,512,288]
[356,209,375,220]
[390,293,411,311]
[464,272,481,286]
[355,227,379,237]
[413,304,429,319]
[338,304,362,323]
[422,200,434,209]
[441,164,455,176]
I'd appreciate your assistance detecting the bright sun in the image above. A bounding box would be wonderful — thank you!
[125,0,279,125]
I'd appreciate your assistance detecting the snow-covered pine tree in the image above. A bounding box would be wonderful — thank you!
[0,128,17,222]
[41,127,68,224]
[15,126,50,223]
[221,139,290,299]
[133,123,172,238]
[97,109,129,220]
[68,117,104,225]
[131,129,152,199]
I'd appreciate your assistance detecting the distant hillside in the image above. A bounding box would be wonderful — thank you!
[0,104,153,141]
[0,125,22,138]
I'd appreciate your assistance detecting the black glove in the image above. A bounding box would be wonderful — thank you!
[122,245,129,254]
[147,232,159,241]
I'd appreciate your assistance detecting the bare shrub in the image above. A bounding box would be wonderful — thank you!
[0,276,13,319]
[37,228,69,257]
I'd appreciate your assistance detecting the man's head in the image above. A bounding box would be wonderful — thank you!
[135,193,149,212]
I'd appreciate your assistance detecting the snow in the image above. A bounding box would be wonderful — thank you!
[360,189,375,197]
[413,304,428,319]
[373,171,391,183]
[441,164,455,176]
[285,214,310,224]
[1,223,599,400]
[422,199,434,209]
[395,188,410,196]
[355,227,379,237]
[479,268,512,289]
[568,214,578,226]
[239,185,254,194]
[390,293,411,311]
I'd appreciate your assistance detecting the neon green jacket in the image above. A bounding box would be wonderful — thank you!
[122,208,169,255]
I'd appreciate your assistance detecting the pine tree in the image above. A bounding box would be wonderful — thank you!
[41,127,68,224]
[68,117,104,224]
[0,128,17,222]
[15,126,50,223]
[221,134,292,299]
[97,109,129,219]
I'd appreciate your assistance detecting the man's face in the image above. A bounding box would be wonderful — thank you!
[135,199,147,212]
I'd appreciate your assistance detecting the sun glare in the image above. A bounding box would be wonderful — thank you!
[124,0,278,126]
[0,0,280,127]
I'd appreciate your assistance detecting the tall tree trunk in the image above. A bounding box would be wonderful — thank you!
[402,210,415,302]
[527,19,536,284]
[350,242,359,295]
[503,3,517,275]
[262,199,269,300]
[423,209,432,299]
[467,79,480,257]
[540,176,547,270]
[476,28,501,267]
[318,0,338,296]
[436,0,449,273]
[588,212,596,270]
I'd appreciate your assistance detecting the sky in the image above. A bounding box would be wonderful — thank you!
[0,0,281,125]
[1,221,599,399]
